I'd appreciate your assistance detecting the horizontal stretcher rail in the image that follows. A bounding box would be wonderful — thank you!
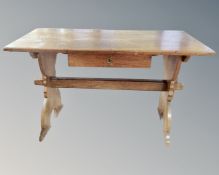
[34,77,183,91]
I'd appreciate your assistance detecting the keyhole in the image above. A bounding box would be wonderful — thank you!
[107,57,112,64]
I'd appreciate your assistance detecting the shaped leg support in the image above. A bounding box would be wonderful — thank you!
[36,52,63,141]
[158,56,182,145]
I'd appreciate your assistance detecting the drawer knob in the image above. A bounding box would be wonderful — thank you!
[107,57,112,64]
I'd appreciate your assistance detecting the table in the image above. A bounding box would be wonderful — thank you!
[4,28,216,144]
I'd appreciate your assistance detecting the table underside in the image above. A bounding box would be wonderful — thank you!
[29,52,184,145]
[34,52,184,91]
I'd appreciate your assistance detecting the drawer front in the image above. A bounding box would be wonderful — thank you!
[68,52,151,68]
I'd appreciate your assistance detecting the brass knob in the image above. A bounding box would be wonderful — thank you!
[107,57,112,64]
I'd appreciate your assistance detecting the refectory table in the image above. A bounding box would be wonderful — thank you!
[3,28,216,144]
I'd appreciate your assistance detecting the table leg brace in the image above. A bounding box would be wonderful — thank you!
[37,53,63,142]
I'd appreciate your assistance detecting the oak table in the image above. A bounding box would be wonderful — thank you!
[4,28,216,144]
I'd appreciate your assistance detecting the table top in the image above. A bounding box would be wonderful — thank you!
[4,28,215,56]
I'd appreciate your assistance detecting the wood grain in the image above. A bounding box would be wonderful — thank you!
[4,28,216,56]
[68,52,151,68]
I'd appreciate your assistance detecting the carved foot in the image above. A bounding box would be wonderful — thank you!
[163,102,171,145]
[158,82,175,145]
[39,88,63,142]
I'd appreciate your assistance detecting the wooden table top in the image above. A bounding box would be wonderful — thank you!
[4,28,215,56]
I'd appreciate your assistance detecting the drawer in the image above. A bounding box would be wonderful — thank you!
[68,52,151,68]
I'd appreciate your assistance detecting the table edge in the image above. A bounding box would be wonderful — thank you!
[3,47,216,56]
